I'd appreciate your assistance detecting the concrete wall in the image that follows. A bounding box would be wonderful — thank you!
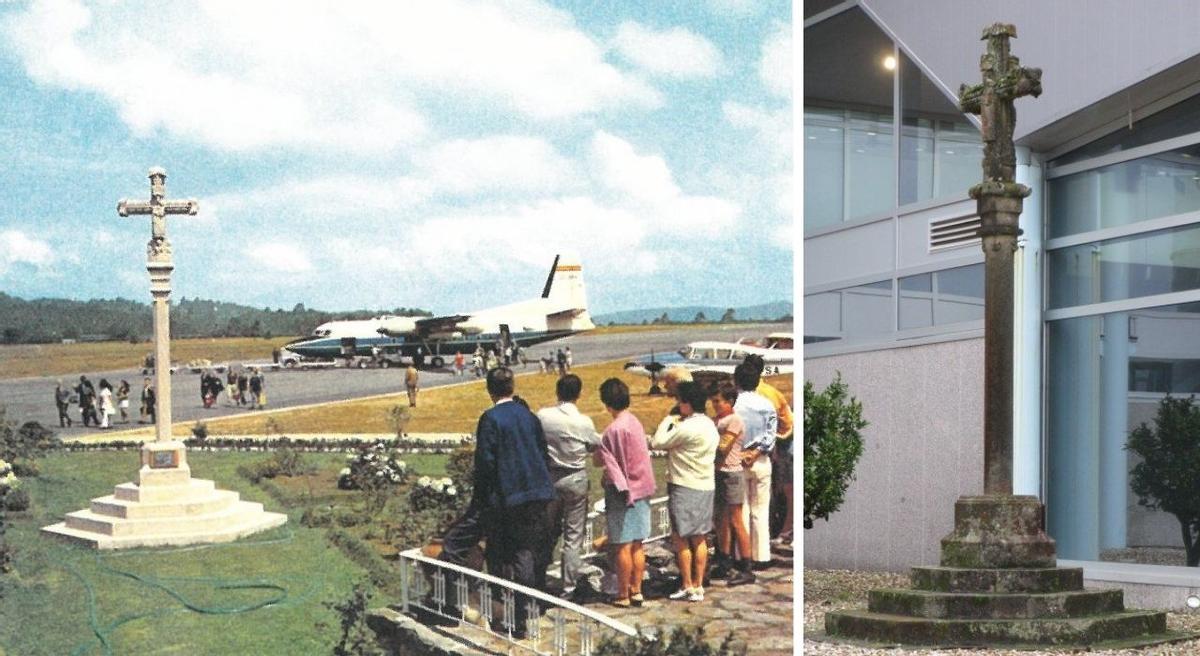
[804,336,985,571]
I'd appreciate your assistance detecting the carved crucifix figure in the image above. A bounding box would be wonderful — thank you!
[117,168,198,442]
[959,23,1042,185]
[957,24,1042,496]
[118,167,199,262]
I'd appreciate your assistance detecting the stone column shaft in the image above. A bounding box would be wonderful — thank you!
[149,261,173,442]
[977,189,1027,496]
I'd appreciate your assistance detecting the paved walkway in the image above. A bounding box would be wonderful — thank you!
[403,541,795,655]
[594,542,795,655]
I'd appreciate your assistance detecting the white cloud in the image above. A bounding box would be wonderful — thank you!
[2,0,663,152]
[589,131,740,234]
[611,21,724,78]
[0,230,54,275]
[759,21,792,98]
[723,101,791,166]
[416,136,579,196]
[245,242,312,273]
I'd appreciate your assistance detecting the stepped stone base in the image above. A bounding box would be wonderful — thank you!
[825,495,1185,648]
[41,441,286,550]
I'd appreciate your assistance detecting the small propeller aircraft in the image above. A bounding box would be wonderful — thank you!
[281,255,594,368]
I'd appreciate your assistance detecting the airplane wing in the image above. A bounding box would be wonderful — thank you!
[413,315,472,337]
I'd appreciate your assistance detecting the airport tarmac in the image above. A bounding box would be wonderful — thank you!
[0,323,790,438]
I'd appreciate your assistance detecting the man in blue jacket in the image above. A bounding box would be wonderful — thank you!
[436,367,553,635]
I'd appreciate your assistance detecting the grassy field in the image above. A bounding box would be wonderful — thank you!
[94,359,794,440]
[0,337,296,380]
[1,451,370,656]
[1,444,674,654]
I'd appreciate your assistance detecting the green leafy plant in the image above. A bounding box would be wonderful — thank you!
[803,373,867,530]
[595,626,744,655]
[0,410,59,477]
[386,405,411,437]
[1128,395,1200,566]
[325,583,385,656]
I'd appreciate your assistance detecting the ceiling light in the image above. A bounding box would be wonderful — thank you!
[883,55,897,71]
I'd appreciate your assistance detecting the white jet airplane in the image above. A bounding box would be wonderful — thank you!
[280,255,594,368]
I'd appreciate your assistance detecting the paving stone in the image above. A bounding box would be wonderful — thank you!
[684,603,735,620]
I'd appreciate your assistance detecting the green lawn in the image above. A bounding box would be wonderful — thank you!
[1,451,373,656]
[0,448,672,655]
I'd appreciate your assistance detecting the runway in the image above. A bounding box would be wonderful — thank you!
[0,323,790,438]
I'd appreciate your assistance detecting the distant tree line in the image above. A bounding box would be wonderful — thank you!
[0,293,431,344]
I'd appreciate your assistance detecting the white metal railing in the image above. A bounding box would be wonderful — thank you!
[399,549,637,655]
[398,495,672,655]
[581,495,671,560]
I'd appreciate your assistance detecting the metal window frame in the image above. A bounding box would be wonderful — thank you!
[1046,131,1200,180]
[1044,207,1200,250]
[1043,288,1200,322]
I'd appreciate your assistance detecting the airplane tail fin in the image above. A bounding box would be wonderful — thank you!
[543,254,594,331]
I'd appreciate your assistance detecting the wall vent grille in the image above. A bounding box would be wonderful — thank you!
[929,215,981,252]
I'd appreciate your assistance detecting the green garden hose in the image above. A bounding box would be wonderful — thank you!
[54,527,316,656]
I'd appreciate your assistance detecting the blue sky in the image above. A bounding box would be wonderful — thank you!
[0,0,792,315]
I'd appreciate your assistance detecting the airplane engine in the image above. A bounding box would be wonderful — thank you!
[377,317,418,336]
[458,322,486,335]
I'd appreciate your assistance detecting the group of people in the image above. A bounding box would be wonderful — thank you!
[463,342,530,378]
[433,351,791,626]
[200,368,266,410]
[55,376,157,428]
[539,347,572,376]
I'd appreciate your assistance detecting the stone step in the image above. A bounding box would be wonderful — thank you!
[41,510,287,550]
[868,588,1124,619]
[911,566,1084,594]
[64,501,268,536]
[114,479,217,503]
[824,608,1167,647]
[90,489,240,519]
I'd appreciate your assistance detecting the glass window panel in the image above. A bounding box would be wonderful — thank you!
[898,272,933,329]
[804,108,844,231]
[804,7,896,228]
[1048,143,1200,238]
[899,51,981,206]
[803,292,841,342]
[934,264,984,324]
[1048,223,1200,308]
[846,111,894,220]
[804,280,894,343]
[1048,301,1200,565]
[1052,92,1200,167]
[842,279,893,337]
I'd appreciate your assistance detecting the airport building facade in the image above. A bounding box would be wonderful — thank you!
[804,1,1200,605]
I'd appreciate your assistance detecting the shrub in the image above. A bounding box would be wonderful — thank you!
[596,626,744,656]
[3,488,30,513]
[387,405,411,437]
[191,421,208,441]
[0,458,19,575]
[300,506,333,528]
[326,583,385,656]
[339,442,407,515]
[1128,395,1200,566]
[446,446,474,501]
[803,373,867,530]
[0,410,59,477]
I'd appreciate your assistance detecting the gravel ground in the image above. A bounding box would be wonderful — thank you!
[802,569,1200,655]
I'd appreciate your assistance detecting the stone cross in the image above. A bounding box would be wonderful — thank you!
[957,24,1041,496]
[117,168,198,442]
